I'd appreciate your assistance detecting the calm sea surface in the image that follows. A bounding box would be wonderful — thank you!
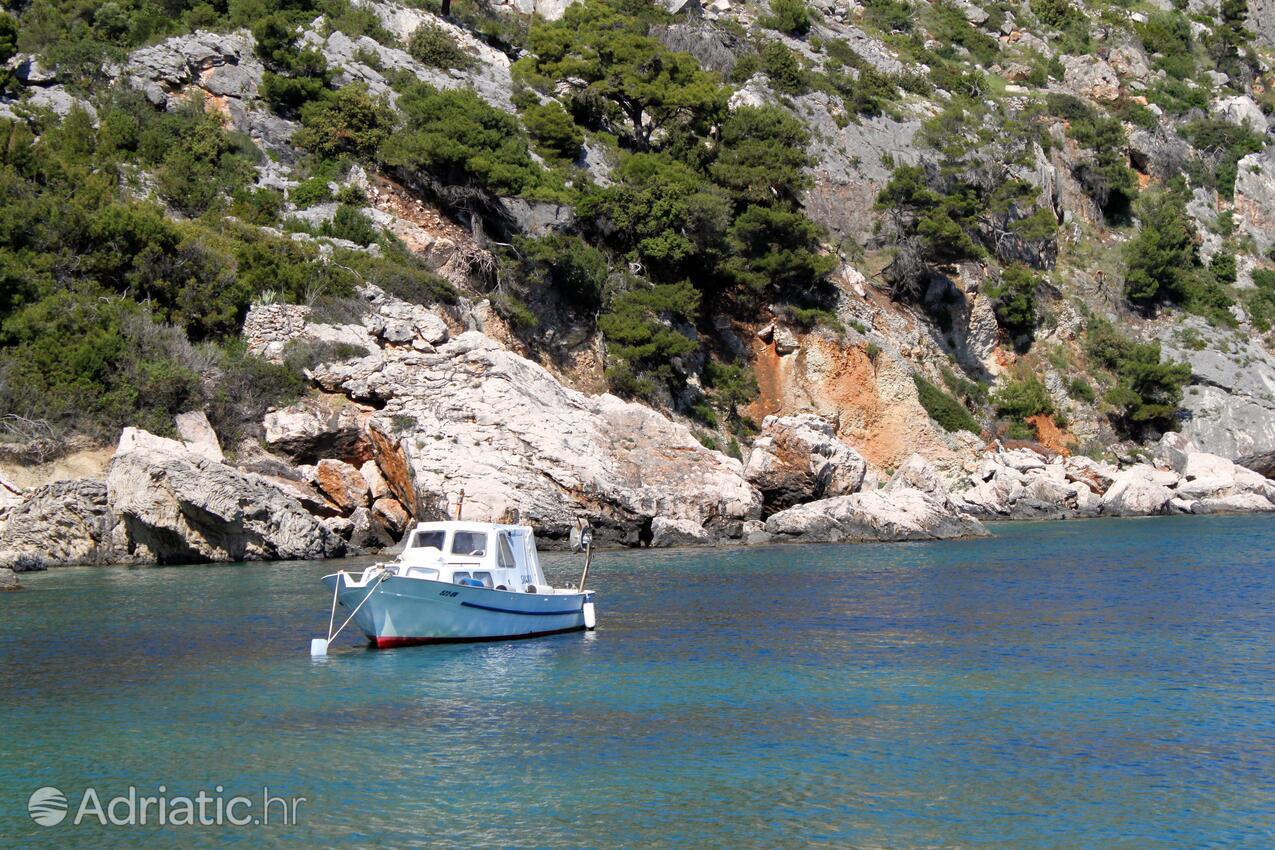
[2,515,1274,848]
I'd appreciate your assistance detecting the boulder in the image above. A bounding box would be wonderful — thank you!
[107,432,344,563]
[314,459,370,513]
[885,453,949,500]
[764,488,988,543]
[264,397,372,465]
[0,479,120,569]
[348,506,394,552]
[1100,465,1175,516]
[1153,432,1196,474]
[174,410,224,463]
[0,567,18,591]
[371,496,410,538]
[1191,493,1275,514]
[649,516,714,547]
[742,519,772,546]
[1061,54,1121,102]
[744,414,866,512]
[1174,451,1236,499]
[311,332,761,547]
[1211,95,1269,132]
[1063,455,1117,494]
[360,460,391,500]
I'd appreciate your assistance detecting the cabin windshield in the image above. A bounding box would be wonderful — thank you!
[412,530,446,550]
[451,531,488,558]
[497,533,517,568]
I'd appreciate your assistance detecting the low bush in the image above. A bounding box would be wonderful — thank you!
[913,374,980,433]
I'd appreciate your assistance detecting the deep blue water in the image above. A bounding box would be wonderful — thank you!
[2,514,1274,848]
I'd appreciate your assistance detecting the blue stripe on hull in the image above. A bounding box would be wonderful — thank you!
[460,600,581,616]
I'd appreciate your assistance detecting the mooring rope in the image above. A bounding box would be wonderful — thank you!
[326,569,390,646]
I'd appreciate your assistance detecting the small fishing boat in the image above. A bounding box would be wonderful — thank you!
[312,516,596,654]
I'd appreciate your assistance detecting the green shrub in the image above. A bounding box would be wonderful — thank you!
[985,265,1038,339]
[1067,377,1096,402]
[1085,318,1191,437]
[321,204,378,245]
[290,176,333,208]
[993,376,1053,420]
[522,101,584,161]
[230,187,284,226]
[760,40,809,94]
[407,21,474,69]
[522,0,725,152]
[379,82,547,197]
[761,0,813,36]
[517,233,608,310]
[1243,270,1275,331]
[1179,119,1266,199]
[862,0,913,33]
[294,83,394,160]
[913,374,980,433]
[599,280,700,399]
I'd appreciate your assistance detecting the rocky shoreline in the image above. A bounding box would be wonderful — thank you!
[2,287,1273,573]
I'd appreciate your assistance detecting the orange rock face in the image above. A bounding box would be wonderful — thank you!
[1026,414,1074,456]
[747,332,967,474]
[367,423,419,519]
[313,459,370,514]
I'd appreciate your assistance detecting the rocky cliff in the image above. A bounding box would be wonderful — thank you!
[1,0,1274,567]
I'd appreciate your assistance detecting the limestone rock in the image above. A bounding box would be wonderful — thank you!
[885,453,948,500]
[1250,0,1274,47]
[1211,95,1269,132]
[1158,319,1275,458]
[348,505,394,551]
[372,496,410,538]
[1234,150,1275,257]
[744,414,866,512]
[1191,493,1275,514]
[765,488,988,543]
[311,331,761,546]
[742,519,772,546]
[650,516,714,547]
[107,432,344,563]
[1061,55,1121,103]
[0,479,120,569]
[361,460,391,500]
[174,410,224,463]
[1153,432,1196,474]
[264,397,372,465]
[314,459,370,513]
[1100,465,1175,516]
[0,568,18,591]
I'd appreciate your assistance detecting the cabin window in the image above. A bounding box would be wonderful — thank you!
[413,531,446,550]
[451,531,488,557]
[472,571,494,588]
[497,534,517,569]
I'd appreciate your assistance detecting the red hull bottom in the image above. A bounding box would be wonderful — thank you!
[372,625,587,649]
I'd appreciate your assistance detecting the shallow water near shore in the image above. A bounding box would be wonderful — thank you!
[2,514,1274,848]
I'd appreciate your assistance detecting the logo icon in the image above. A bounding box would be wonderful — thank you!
[28,787,68,826]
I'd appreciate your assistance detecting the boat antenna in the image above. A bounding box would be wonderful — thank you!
[455,489,465,521]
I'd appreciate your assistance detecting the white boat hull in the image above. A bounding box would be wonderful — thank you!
[322,573,594,648]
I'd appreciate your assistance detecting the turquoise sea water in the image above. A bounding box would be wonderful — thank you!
[2,514,1274,848]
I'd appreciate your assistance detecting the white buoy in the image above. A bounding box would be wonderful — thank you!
[310,638,329,657]
[583,601,596,630]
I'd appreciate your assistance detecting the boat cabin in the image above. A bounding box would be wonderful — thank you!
[393,521,549,592]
